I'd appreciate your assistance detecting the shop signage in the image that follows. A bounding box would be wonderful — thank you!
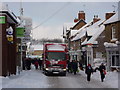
[7,35,13,42]
[16,27,25,38]
[6,27,13,43]
[0,16,5,24]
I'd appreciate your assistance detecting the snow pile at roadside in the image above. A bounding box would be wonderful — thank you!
[79,70,118,88]
[1,65,51,88]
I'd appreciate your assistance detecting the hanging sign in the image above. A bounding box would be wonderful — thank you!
[0,16,5,24]
[7,35,13,42]
[16,27,25,38]
[6,27,14,43]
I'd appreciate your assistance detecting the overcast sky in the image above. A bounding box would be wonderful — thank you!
[3,1,119,40]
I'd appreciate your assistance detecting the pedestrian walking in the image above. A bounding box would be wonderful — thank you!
[79,62,84,71]
[34,59,39,70]
[85,64,93,82]
[71,60,78,75]
[25,58,31,70]
[38,58,43,70]
[67,60,72,73]
[98,63,106,82]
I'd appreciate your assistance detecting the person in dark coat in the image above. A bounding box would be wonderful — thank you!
[25,58,31,70]
[85,64,93,82]
[34,59,39,70]
[72,60,78,75]
[38,58,43,70]
[79,62,84,71]
[67,60,72,73]
[98,63,106,82]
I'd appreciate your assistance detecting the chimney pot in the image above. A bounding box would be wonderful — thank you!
[105,12,115,20]
[78,11,85,20]
[74,18,79,23]
[93,15,100,23]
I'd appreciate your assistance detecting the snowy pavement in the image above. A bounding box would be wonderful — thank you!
[79,70,118,88]
[1,70,50,88]
[0,67,119,89]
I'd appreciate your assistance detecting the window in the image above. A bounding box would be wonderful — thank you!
[111,26,117,41]
[47,52,66,60]
[111,55,120,66]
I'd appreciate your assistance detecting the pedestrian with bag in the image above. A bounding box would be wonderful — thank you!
[85,64,93,82]
[98,63,106,82]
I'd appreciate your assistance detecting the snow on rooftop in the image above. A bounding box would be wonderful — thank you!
[0,3,20,24]
[71,20,93,41]
[86,24,105,45]
[47,44,65,51]
[87,20,104,36]
[72,28,87,41]
[70,30,78,38]
[104,12,120,24]
[81,38,88,45]
[72,19,105,43]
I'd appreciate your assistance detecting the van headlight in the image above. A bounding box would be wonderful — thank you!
[46,68,49,70]
[63,69,66,71]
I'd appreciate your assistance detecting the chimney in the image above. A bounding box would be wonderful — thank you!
[78,11,85,20]
[105,12,115,20]
[74,18,79,23]
[93,15,101,23]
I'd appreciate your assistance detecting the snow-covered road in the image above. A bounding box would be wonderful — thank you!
[0,68,118,88]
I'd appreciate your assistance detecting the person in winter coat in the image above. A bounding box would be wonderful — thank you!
[98,63,106,82]
[38,58,43,70]
[25,58,31,70]
[79,62,84,71]
[71,60,78,75]
[34,60,39,70]
[67,60,72,73]
[85,64,93,82]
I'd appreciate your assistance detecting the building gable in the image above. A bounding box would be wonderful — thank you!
[72,19,87,30]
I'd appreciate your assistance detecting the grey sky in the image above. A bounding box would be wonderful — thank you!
[4,2,118,40]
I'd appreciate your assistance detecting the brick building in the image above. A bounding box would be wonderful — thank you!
[0,5,20,76]
[104,11,120,71]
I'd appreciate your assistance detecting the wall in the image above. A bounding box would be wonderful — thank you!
[0,14,17,76]
[105,22,120,43]
[0,20,2,75]
[73,21,86,30]
[95,31,106,59]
